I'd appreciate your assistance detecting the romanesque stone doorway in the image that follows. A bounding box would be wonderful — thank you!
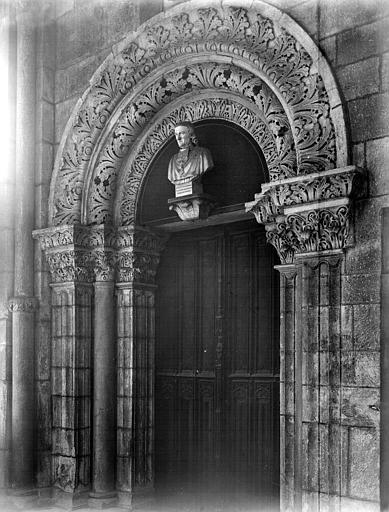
[155,220,280,511]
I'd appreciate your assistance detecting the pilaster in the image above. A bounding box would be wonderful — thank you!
[276,264,298,512]
[247,165,363,512]
[115,227,166,509]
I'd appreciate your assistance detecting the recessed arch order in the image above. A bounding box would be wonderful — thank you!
[48,0,348,228]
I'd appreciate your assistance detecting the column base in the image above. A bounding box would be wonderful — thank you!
[88,491,118,509]
[53,487,89,510]
[118,487,155,510]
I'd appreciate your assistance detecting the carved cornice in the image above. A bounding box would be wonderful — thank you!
[50,3,344,227]
[262,166,361,209]
[8,296,38,313]
[246,166,362,263]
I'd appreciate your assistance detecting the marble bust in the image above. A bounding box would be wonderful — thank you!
[168,122,213,186]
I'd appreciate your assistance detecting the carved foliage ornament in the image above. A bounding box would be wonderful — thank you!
[89,64,295,224]
[51,5,337,226]
[264,167,360,208]
[246,166,361,263]
[119,96,284,225]
[33,226,167,285]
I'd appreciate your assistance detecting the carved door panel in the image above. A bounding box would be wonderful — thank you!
[155,221,279,505]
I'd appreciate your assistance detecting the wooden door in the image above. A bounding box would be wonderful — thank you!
[155,220,279,507]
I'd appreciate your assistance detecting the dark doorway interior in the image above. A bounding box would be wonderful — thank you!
[155,220,280,511]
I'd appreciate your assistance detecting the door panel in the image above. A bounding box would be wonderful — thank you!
[155,221,279,506]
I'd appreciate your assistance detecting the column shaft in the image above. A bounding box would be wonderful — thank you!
[89,281,116,504]
[10,7,37,493]
[14,10,35,296]
[10,304,35,488]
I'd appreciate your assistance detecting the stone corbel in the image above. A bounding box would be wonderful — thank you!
[246,166,362,263]
[168,194,216,221]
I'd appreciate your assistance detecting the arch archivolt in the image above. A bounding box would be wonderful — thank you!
[49,1,347,228]
[114,91,287,226]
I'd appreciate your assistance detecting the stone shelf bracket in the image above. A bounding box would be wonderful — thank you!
[168,193,217,221]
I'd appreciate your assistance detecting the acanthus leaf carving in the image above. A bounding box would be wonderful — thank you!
[116,91,288,225]
[287,206,349,254]
[34,225,167,285]
[247,166,362,263]
[265,220,297,265]
[51,4,339,227]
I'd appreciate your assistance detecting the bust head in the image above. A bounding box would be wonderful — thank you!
[174,122,198,149]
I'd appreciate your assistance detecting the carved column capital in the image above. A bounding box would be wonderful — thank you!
[246,166,363,263]
[115,227,167,285]
[33,224,117,283]
[8,296,38,313]
[33,225,93,283]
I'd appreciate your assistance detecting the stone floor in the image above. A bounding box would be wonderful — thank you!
[0,492,279,512]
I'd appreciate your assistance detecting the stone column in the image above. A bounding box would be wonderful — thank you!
[246,165,362,512]
[276,263,298,512]
[115,227,166,509]
[88,227,117,508]
[33,225,95,510]
[8,2,37,497]
[0,0,15,495]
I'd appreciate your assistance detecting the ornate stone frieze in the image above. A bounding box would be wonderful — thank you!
[262,166,360,208]
[246,166,362,263]
[8,296,38,313]
[33,225,116,284]
[50,3,343,227]
[34,225,166,285]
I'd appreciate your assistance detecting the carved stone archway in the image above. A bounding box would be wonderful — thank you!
[32,1,362,510]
